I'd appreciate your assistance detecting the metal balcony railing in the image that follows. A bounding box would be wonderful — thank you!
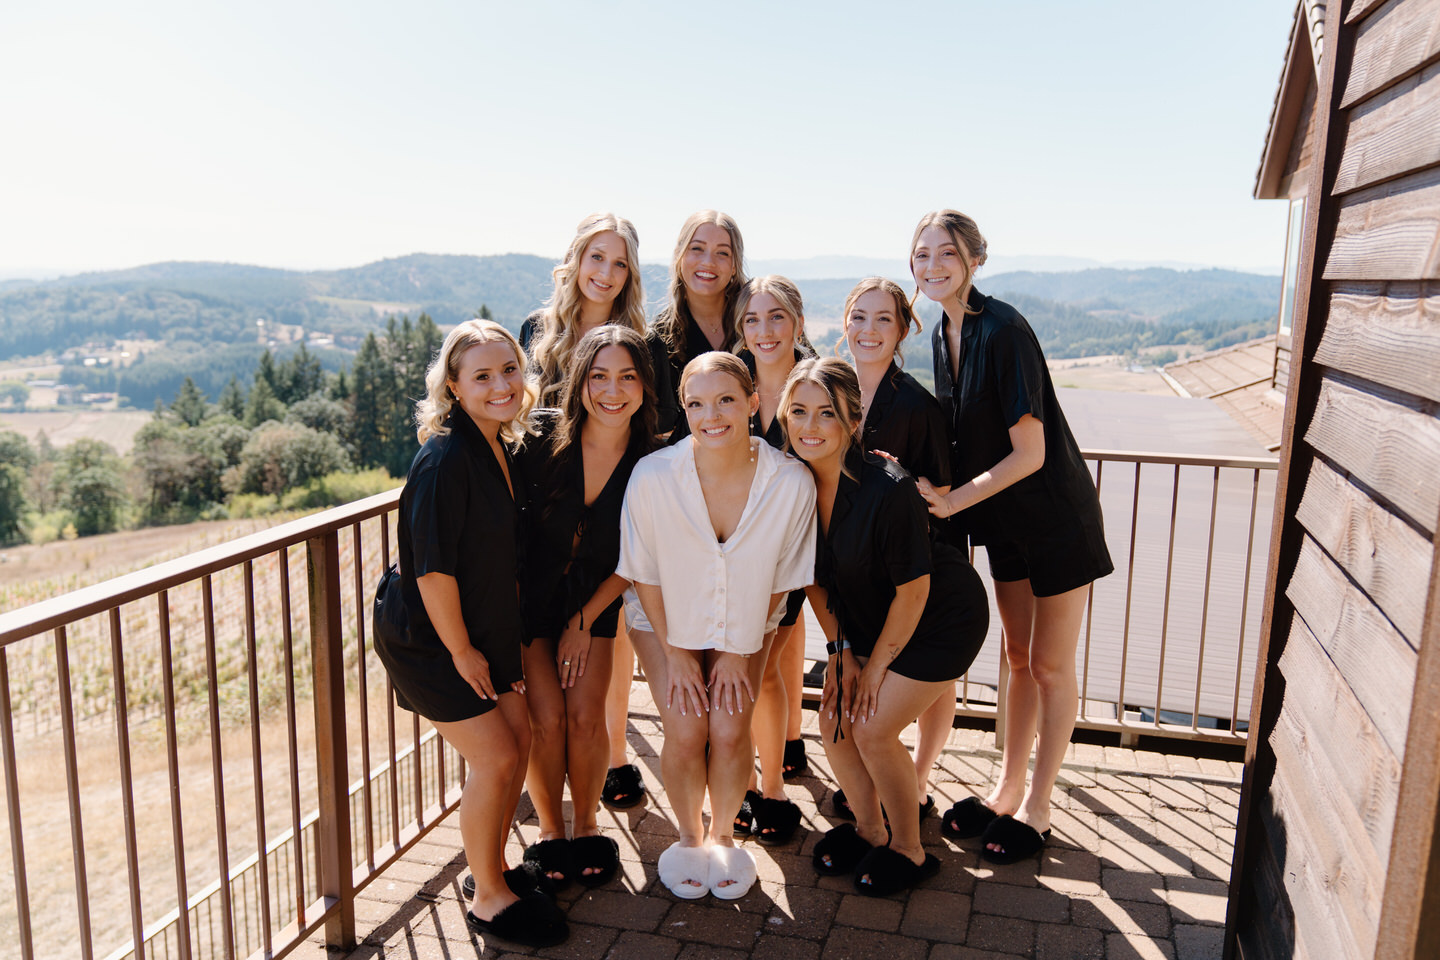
[0,447,1277,959]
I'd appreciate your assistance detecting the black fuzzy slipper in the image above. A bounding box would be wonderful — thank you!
[941,796,999,840]
[734,789,762,833]
[465,891,568,947]
[751,796,803,847]
[812,823,874,876]
[979,814,1051,865]
[462,862,556,901]
[602,763,647,810]
[523,837,576,889]
[572,834,621,888]
[782,738,809,779]
[853,846,942,897]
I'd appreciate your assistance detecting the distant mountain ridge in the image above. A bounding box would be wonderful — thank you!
[0,253,1279,363]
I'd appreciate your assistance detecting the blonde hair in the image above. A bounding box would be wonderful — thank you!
[531,212,646,404]
[909,209,988,316]
[653,210,748,363]
[731,274,816,357]
[838,277,922,369]
[678,350,755,403]
[779,357,863,478]
[416,319,538,444]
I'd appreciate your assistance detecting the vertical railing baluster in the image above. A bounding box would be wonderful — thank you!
[352,522,374,866]
[307,531,355,949]
[54,624,94,960]
[411,713,423,823]
[278,548,305,928]
[1116,462,1142,734]
[1232,469,1263,733]
[1080,459,1103,719]
[242,561,272,956]
[0,644,35,960]
[387,674,399,845]
[1192,466,1221,731]
[157,590,193,960]
[1154,465,1181,729]
[109,607,146,960]
[200,575,236,958]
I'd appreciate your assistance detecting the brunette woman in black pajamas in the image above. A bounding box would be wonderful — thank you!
[783,357,988,897]
[516,325,660,888]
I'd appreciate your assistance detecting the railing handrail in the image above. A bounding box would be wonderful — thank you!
[1079,448,1279,470]
[1,449,1278,647]
[0,488,402,648]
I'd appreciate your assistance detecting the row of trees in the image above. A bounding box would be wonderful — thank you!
[0,314,446,545]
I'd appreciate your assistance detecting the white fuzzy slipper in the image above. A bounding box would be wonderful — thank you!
[708,844,757,901]
[658,842,710,899]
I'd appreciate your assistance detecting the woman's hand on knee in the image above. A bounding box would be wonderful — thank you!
[557,624,593,689]
[707,652,754,717]
[851,662,888,723]
[666,650,709,717]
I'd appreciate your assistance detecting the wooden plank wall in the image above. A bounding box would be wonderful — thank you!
[1227,0,1440,958]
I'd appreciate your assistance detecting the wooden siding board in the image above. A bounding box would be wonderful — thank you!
[1286,534,1417,758]
[1324,165,1440,280]
[1259,798,1366,960]
[1269,716,1382,955]
[1341,0,1440,108]
[1318,282,1440,403]
[1336,59,1440,193]
[1278,613,1402,868]
[1296,456,1432,642]
[1374,507,1440,959]
[1349,0,1396,23]
[1304,374,1440,533]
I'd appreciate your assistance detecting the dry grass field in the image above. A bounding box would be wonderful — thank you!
[0,509,419,959]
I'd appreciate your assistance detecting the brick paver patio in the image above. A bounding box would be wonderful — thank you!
[291,682,1240,960]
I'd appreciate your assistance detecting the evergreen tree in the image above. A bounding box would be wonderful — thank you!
[0,432,35,545]
[476,303,493,320]
[217,375,246,419]
[276,343,324,403]
[349,332,389,470]
[170,376,208,427]
[244,376,286,428]
[256,350,279,394]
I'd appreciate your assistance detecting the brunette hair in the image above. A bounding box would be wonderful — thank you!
[732,274,816,357]
[909,209,988,316]
[678,350,756,403]
[838,277,923,369]
[551,325,659,459]
[416,319,538,444]
[653,210,748,363]
[779,357,864,478]
[531,212,646,404]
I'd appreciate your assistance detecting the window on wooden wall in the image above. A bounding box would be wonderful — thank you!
[1277,197,1305,338]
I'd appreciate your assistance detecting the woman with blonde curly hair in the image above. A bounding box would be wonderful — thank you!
[372,319,567,947]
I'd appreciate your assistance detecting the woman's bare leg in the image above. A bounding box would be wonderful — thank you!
[630,628,709,844]
[912,683,956,798]
[567,637,614,843]
[705,636,774,845]
[997,584,1088,847]
[780,618,806,742]
[818,692,888,849]
[433,693,530,921]
[987,578,1039,816]
[750,627,787,799]
[850,674,951,868]
[522,639,568,843]
[606,624,635,770]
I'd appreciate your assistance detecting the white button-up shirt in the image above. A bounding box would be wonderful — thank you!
[617,437,816,655]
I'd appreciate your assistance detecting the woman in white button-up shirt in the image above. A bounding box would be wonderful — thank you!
[618,351,816,901]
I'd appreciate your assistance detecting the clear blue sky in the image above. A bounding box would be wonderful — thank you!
[1,1,1297,277]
